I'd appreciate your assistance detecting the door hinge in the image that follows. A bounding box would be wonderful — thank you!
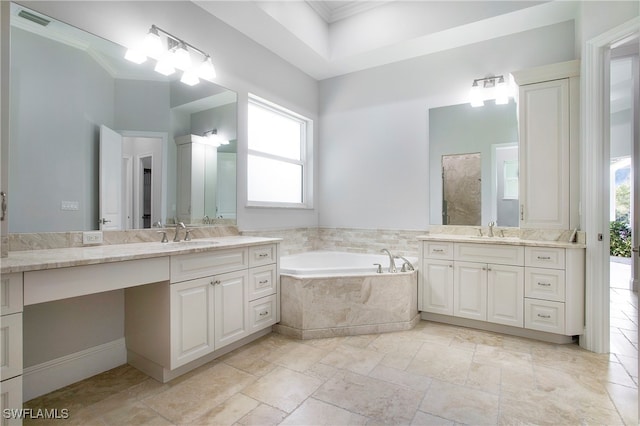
[597,233,603,241]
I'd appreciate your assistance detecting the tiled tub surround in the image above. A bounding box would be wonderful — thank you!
[0,234,281,411]
[277,251,419,339]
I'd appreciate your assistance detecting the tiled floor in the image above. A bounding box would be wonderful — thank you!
[25,311,638,425]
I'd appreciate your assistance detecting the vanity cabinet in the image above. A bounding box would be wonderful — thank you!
[514,60,580,230]
[126,243,279,382]
[1,272,23,425]
[419,237,584,341]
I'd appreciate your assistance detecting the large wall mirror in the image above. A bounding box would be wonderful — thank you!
[8,3,237,233]
[429,100,519,227]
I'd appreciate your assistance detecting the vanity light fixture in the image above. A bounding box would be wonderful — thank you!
[125,24,217,85]
[202,129,229,147]
[469,75,510,107]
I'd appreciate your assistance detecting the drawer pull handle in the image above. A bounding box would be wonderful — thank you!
[258,253,269,258]
[538,282,552,287]
[211,280,221,286]
[433,249,444,253]
[259,311,269,317]
[259,280,269,284]
[537,256,551,260]
[537,314,551,319]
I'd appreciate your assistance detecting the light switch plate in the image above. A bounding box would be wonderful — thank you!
[61,200,79,211]
[83,231,103,245]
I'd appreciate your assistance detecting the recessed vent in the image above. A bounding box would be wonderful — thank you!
[18,10,50,27]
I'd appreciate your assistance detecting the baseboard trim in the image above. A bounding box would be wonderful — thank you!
[23,338,127,402]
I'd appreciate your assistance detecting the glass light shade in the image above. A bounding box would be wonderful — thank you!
[180,69,200,86]
[198,56,217,80]
[124,48,146,64]
[172,43,191,70]
[143,28,163,59]
[154,54,175,76]
[469,81,484,107]
[495,77,509,105]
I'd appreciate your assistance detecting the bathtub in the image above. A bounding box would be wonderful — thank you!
[275,251,419,339]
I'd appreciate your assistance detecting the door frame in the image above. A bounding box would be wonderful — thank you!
[582,17,639,354]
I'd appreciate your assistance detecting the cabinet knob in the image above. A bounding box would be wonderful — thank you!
[211,280,221,286]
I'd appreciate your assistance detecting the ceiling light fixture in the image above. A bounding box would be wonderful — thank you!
[469,75,511,107]
[125,24,217,86]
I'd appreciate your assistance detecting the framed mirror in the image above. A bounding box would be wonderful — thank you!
[8,3,237,233]
[429,100,519,227]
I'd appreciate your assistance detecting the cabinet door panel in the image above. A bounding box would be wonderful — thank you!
[421,259,454,315]
[170,277,215,369]
[453,262,487,320]
[519,78,570,229]
[487,265,524,327]
[214,270,249,348]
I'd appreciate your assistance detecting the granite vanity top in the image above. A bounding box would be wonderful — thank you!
[418,234,586,249]
[0,236,281,273]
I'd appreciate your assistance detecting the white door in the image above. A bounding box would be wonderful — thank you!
[487,264,524,327]
[453,261,487,321]
[421,259,454,315]
[99,125,123,230]
[170,277,215,369]
[214,270,249,348]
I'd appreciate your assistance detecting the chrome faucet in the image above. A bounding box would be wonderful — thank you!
[394,255,415,272]
[173,222,186,242]
[381,249,397,273]
[488,221,495,237]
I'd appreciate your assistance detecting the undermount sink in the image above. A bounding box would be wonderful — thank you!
[469,236,521,242]
[167,239,218,247]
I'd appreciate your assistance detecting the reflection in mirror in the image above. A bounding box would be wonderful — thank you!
[442,153,481,225]
[429,100,518,227]
[8,3,237,233]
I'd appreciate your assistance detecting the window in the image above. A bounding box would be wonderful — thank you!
[247,95,312,207]
[503,159,519,199]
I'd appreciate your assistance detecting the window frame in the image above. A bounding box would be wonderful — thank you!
[246,94,313,209]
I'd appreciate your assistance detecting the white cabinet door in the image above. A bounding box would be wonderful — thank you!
[421,259,454,315]
[0,375,23,426]
[519,78,570,229]
[453,262,487,321]
[170,277,215,369]
[487,264,524,327]
[214,270,249,349]
[0,313,22,381]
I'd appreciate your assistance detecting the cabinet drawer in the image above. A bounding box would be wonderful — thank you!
[525,247,565,269]
[525,268,565,302]
[249,264,277,301]
[423,242,454,260]
[248,294,277,333]
[454,243,524,266]
[171,248,248,283]
[1,312,23,381]
[249,244,277,268]
[525,299,565,334]
[1,273,23,316]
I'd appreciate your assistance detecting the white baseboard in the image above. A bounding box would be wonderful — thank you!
[23,338,127,402]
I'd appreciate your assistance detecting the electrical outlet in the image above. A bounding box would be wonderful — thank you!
[61,200,79,211]
[83,231,103,245]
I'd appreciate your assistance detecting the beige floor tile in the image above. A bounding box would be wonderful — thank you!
[367,364,432,391]
[101,401,172,426]
[319,343,385,375]
[410,411,454,425]
[143,363,256,424]
[313,370,423,424]
[606,382,638,426]
[280,397,369,425]
[500,364,537,392]
[615,353,639,379]
[241,366,323,413]
[378,352,415,370]
[191,393,260,425]
[367,332,424,357]
[465,362,501,394]
[499,388,586,425]
[236,404,287,426]
[263,341,329,372]
[420,379,499,425]
[407,343,473,385]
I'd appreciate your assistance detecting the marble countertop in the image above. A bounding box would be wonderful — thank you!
[417,234,586,249]
[0,236,281,274]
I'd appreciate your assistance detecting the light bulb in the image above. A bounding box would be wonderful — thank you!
[172,42,191,71]
[143,26,163,59]
[198,55,217,80]
[124,47,146,64]
[495,76,509,105]
[180,69,200,86]
[470,81,484,107]
[154,52,175,76]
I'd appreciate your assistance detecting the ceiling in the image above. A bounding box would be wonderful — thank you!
[194,0,580,80]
